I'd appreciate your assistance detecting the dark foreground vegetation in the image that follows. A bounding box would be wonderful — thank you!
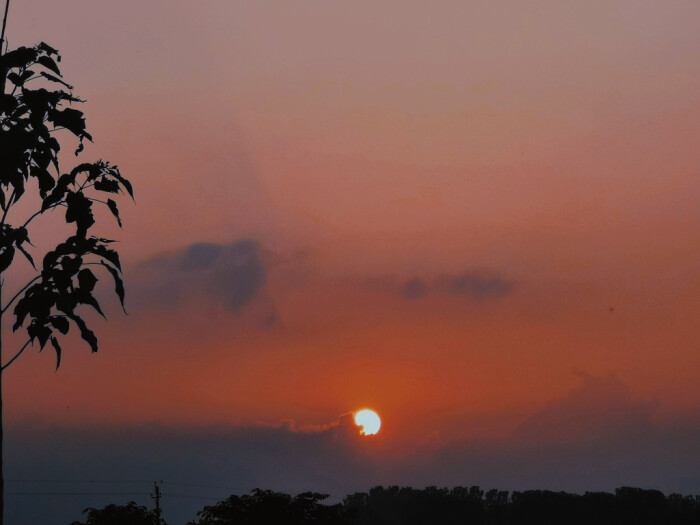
[70,485,700,525]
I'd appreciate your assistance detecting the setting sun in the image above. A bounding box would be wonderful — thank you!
[354,409,381,436]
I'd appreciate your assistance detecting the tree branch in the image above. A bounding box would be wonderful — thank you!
[0,0,9,55]
[1,339,30,371]
[1,274,40,314]
[0,189,15,225]
[21,201,66,229]
[88,197,109,205]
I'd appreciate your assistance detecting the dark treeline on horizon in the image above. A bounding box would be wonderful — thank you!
[70,485,700,525]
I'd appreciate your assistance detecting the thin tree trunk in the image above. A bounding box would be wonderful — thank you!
[0,281,4,525]
[0,3,9,523]
[0,0,9,53]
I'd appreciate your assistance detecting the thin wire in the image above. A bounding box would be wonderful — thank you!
[162,493,221,501]
[6,492,148,497]
[7,491,224,501]
[6,479,348,500]
[6,479,253,492]
[7,479,153,484]
[161,480,252,492]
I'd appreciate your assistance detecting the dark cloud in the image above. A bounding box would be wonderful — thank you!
[401,277,429,299]
[8,377,700,524]
[445,270,513,299]
[127,239,267,314]
[398,270,514,301]
[179,243,223,271]
[511,371,656,446]
[419,372,699,494]
[5,414,374,525]
[203,240,266,312]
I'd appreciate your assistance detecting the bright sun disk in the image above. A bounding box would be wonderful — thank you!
[354,409,381,436]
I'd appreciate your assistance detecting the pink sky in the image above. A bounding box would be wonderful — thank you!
[3,2,700,522]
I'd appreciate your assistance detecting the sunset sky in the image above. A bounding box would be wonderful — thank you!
[4,2,700,523]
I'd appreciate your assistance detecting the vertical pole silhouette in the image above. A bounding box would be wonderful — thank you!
[152,481,162,521]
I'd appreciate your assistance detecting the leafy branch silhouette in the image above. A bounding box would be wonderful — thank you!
[0,42,133,367]
[0,38,133,524]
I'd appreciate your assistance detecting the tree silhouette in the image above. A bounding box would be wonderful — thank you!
[0,4,133,523]
[75,486,700,525]
[70,502,166,525]
[338,486,700,525]
[187,489,347,525]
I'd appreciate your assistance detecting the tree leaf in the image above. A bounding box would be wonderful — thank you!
[106,199,122,227]
[13,294,31,331]
[42,174,71,211]
[49,108,92,148]
[56,293,78,315]
[101,262,126,313]
[12,174,25,201]
[91,242,121,270]
[9,226,29,244]
[7,72,24,87]
[65,191,95,236]
[77,291,105,319]
[0,47,37,69]
[77,268,97,293]
[20,69,35,83]
[113,170,134,199]
[17,244,36,269]
[0,245,15,273]
[28,320,51,349]
[68,314,98,353]
[94,178,120,193]
[49,315,70,335]
[35,167,56,198]
[37,42,59,56]
[50,337,62,370]
[50,107,85,132]
[38,71,73,89]
[69,163,95,182]
[36,55,61,76]
[21,87,59,121]
[0,93,19,114]
[59,254,82,276]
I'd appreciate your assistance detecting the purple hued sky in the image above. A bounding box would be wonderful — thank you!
[3,2,700,524]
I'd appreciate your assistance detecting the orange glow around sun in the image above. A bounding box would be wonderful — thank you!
[354,409,381,436]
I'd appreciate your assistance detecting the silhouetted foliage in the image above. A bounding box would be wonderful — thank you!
[484,488,510,525]
[69,501,165,525]
[0,39,132,525]
[344,485,485,525]
[0,42,132,366]
[185,486,700,525]
[187,489,347,525]
[614,486,668,525]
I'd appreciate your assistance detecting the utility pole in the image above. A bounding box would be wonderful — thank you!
[151,481,162,522]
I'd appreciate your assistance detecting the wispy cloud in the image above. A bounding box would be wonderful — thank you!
[400,270,514,301]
